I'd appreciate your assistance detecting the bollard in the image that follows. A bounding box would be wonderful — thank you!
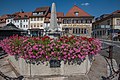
[118,64,120,80]
[108,45,113,59]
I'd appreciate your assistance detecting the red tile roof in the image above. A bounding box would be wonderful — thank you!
[46,12,64,18]
[14,12,32,20]
[0,14,10,23]
[34,6,50,12]
[44,12,64,23]
[30,6,50,17]
[112,10,120,14]
[65,5,91,17]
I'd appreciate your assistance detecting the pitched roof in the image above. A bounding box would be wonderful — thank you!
[14,12,32,20]
[0,22,23,31]
[30,6,50,17]
[0,14,10,23]
[112,10,120,14]
[46,12,64,18]
[94,10,120,24]
[65,5,91,17]
[34,6,50,12]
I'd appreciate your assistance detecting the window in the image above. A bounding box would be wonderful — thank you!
[24,15,27,18]
[7,20,9,22]
[74,20,77,23]
[31,25,33,28]
[34,18,36,21]
[81,20,83,23]
[63,20,67,24]
[18,16,21,18]
[116,19,120,25]
[84,29,87,34]
[79,28,81,34]
[37,18,39,21]
[76,28,77,34]
[85,20,88,23]
[81,28,83,34]
[34,25,36,27]
[74,12,79,16]
[73,28,75,33]
[107,20,110,25]
[24,25,25,28]
[78,20,81,23]
[26,25,28,28]
[67,19,71,24]
[41,18,43,21]
[83,20,86,23]
[37,23,39,27]
[40,24,42,27]
[31,18,33,21]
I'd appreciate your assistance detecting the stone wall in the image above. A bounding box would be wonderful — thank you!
[8,55,93,76]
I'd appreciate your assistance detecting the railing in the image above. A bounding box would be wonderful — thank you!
[0,70,24,80]
[101,45,120,80]
[0,47,24,80]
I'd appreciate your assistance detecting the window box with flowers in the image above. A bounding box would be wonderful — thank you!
[0,35,101,76]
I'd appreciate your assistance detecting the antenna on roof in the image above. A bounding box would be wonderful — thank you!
[21,9,24,13]
[74,2,77,5]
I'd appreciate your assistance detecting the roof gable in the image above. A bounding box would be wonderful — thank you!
[66,5,91,17]
[112,10,120,14]
[0,22,23,31]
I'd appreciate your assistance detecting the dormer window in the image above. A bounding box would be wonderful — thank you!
[74,12,79,16]
[24,15,27,18]
[18,16,21,18]
[118,12,120,13]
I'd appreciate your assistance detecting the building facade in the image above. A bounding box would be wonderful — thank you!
[62,5,94,37]
[29,6,50,36]
[13,12,32,30]
[92,10,120,39]
[0,5,94,37]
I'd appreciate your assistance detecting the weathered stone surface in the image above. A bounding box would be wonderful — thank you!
[0,57,17,79]
[88,54,107,80]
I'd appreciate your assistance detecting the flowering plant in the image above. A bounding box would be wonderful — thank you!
[0,35,101,64]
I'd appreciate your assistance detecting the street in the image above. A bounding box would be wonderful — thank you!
[100,39,120,64]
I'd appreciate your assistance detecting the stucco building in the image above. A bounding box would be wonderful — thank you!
[62,5,94,37]
[29,7,50,36]
[0,5,94,37]
[92,10,120,39]
[13,12,32,30]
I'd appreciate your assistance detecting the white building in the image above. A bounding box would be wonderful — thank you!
[13,12,32,30]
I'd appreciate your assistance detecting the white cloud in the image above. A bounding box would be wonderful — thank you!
[81,3,90,6]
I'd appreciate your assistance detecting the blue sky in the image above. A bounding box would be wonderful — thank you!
[0,0,120,17]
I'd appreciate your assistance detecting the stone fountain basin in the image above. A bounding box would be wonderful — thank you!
[8,55,93,76]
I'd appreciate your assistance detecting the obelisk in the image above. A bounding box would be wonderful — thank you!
[46,3,61,39]
[49,2,59,32]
